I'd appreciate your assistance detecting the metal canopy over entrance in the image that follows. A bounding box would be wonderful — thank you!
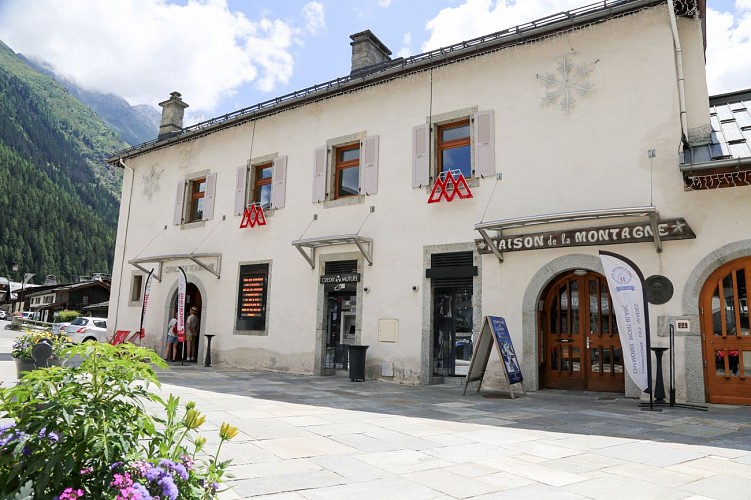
[291,234,373,269]
[128,253,222,282]
[474,206,661,262]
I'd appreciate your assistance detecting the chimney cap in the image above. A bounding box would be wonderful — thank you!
[159,91,189,109]
[350,30,392,56]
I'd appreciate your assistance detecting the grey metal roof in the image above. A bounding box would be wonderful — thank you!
[681,89,751,165]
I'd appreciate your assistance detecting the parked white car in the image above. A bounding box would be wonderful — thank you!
[64,317,109,343]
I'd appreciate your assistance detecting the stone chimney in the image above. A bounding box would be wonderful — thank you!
[158,91,189,140]
[350,30,392,73]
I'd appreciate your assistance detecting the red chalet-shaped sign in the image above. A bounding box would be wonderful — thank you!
[428,170,473,204]
[240,203,267,228]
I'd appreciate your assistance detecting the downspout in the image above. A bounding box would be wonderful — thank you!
[667,0,689,143]
[113,158,135,332]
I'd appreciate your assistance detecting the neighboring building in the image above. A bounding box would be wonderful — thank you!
[26,280,111,322]
[108,0,751,405]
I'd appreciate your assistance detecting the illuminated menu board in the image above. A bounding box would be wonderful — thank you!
[236,264,268,331]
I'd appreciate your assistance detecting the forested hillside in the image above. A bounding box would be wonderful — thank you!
[0,40,126,282]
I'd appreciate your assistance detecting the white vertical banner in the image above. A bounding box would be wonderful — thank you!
[177,267,187,342]
[599,251,652,392]
[139,269,154,341]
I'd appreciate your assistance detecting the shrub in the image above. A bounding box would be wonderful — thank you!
[10,328,71,359]
[0,343,236,499]
[54,310,81,323]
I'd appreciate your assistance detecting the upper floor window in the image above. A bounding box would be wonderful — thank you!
[437,120,471,179]
[234,157,287,217]
[254,163,273,210]
[335,144,360,199]
[130,274,143,303]
[174,173,217,225]
[313,135,379,204]
[189,177,206,222]
[412,110,495,188]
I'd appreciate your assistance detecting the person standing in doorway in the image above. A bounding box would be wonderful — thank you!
[165,311,178,362]
[186,306,200,362]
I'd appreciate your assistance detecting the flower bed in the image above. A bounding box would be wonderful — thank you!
[0,343,237,499]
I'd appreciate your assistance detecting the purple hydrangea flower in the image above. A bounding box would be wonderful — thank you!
[158,474,178,500]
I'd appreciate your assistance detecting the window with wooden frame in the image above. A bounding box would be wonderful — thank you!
[437,119,471,179]
[253,163,273,209]
[188,177,207,222]
[334,143,360,199]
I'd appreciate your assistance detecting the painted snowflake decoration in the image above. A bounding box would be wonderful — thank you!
[537,57,599,113]
[142,165,164,201]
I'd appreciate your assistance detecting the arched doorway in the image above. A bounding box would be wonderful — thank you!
[168,283,203,363]
[539,270,624,392]
[699,257,751,405]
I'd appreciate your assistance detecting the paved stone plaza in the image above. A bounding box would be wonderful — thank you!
[2,332,751,499]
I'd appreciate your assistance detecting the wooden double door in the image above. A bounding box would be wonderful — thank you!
[540,271,624,392]
[700,258,751,405]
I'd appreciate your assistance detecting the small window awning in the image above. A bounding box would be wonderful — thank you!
[291,234,373,269]
[128,253,222,281]
[474,206,661,262]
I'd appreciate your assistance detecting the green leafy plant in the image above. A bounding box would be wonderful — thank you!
[10,328,71,359]
[53,310,81,323]
[0,343,236,499]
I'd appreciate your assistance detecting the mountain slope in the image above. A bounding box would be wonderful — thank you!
[19,54,159,146]
[0,39,125,282]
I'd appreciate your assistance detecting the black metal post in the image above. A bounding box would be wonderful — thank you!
[651,347,668,403]
[204,334,215,367]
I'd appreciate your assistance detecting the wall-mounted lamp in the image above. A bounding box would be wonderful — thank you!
[573,269,588,276]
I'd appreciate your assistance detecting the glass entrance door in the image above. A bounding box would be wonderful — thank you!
[433,287,473,377]
[325,291,356,373]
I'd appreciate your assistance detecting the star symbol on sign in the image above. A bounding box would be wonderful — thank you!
[670,220,687,234]
[537,57,599,113]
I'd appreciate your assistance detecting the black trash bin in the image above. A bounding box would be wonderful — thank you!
[347,345,369,382]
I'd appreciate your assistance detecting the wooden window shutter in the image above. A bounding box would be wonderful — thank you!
[412,124,430,187]
[271,156,287,209]
[474,109,495,178]
[313,146,327,202]
[234,166,247,216]
[360,135,379,195]
[173,181,186,225]
[203,172,217,220]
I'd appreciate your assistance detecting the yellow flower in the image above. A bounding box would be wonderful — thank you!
[184,409,206,429]
[219,422,239,440]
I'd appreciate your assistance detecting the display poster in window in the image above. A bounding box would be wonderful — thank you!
[463,315,525,398]
[236,264,268,331]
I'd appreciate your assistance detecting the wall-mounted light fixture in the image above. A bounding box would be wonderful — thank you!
[573,269,588,276]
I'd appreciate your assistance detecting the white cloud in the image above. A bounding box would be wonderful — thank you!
[422,0,587,51]
[0,0,300,115]
[395,32,412,58]
[705,2,751,94]
[422,0,751,95]
[302,2,326,34]
[378,0,392,7]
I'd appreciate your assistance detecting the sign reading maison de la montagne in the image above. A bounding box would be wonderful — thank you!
[475,218,695,254]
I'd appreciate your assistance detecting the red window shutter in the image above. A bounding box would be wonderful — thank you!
[203,172,217,220]
[412,124,430,187]
[234,166,247,216]
[360,135,379,195]
[272,156,287,209]
[173,181,185,225]
[313,147,327,202]
[474,110,495,178]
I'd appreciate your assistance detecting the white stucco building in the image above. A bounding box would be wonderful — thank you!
[108,0,751,405]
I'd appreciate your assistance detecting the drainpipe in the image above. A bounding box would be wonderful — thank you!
[113,157,135,333]
[667,0,689,144]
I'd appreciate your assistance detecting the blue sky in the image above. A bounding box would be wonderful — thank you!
[0,0,748,125]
